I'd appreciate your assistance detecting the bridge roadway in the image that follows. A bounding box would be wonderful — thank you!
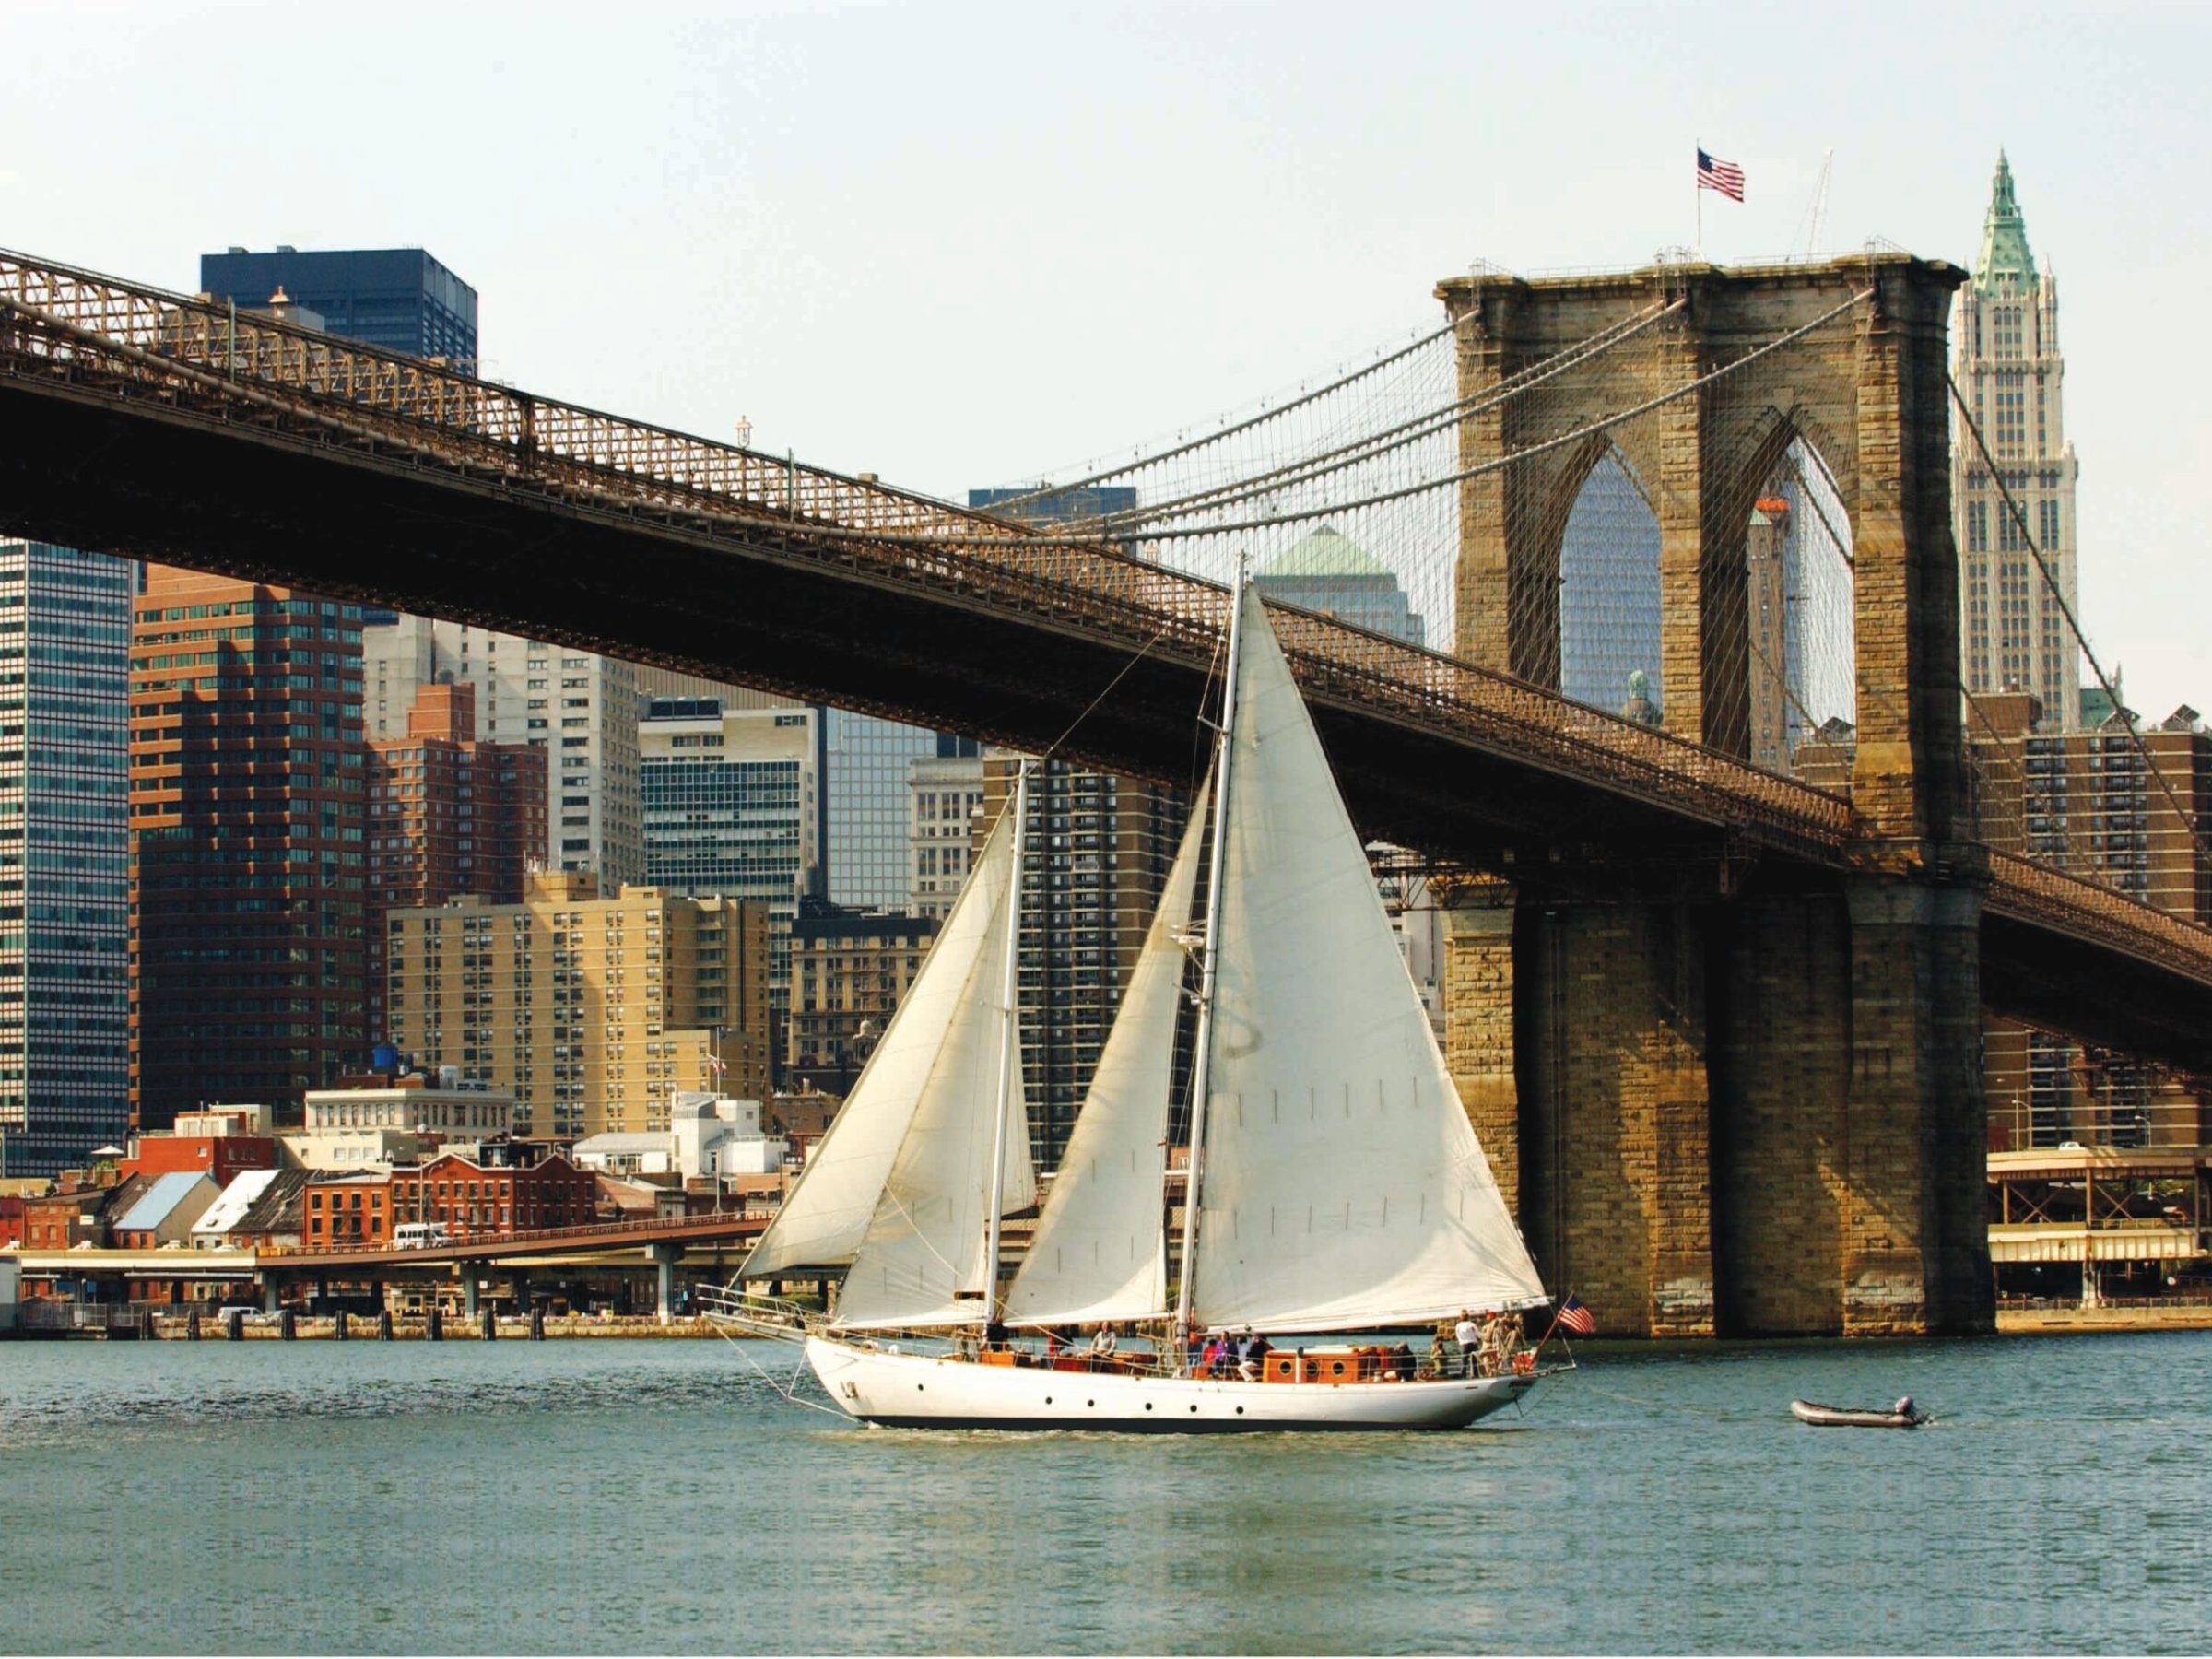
[0,251,2206,1071]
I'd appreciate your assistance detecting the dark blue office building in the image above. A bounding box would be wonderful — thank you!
[199,246,478,372]
[968,485,1138,524]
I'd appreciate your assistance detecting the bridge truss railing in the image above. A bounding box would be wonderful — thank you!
[0,250,1020,542]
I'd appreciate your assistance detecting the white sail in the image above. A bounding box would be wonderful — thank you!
[831,813,1035,1329]
[1188,586,1547,1332]
[1003,776,1212,1329]
[742,806,1024,1279]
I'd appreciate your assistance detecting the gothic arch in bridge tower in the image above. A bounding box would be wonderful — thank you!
[1551,440,1663,722]
[1712,417,1860,776]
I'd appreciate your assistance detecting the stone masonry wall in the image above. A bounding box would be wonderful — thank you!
[1518,903,1714,1338]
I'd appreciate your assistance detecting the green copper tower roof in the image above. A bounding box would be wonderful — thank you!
[1974,150,2036,290]
[1260,524,1393,579]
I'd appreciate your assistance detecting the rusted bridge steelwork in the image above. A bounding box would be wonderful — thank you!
[1,249,2207,1338]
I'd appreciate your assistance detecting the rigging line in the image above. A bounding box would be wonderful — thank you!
[1949,376,2212,858]
[1051,300,1688,535]
[987,298,1674,514]
[1035,618,1182,766]
[721,1333,852,1419]
[1122,289,1877,542]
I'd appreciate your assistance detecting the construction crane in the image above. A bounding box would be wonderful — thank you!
[1797,148,1834,257]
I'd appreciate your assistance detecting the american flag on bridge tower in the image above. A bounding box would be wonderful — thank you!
[1697,148,1747,203]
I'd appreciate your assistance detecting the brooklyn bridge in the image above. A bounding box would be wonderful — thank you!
[2,244,2204,1340]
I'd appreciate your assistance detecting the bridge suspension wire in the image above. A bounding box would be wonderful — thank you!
[982,313,1464,516]
[1030,300,1688,537]
[1949,376,2212,864]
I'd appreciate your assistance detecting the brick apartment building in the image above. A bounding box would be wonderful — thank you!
[301,1150,595,1250]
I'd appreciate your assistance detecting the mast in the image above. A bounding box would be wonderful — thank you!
[1173,560,1248,1359]
[981,758,1030,1322]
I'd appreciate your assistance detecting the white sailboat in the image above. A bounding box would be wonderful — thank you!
[713,571,1561,1431]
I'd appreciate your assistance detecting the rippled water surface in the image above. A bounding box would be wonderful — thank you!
[2,1332,2207,1653]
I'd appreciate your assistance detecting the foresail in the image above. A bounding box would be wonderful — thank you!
[742,806,1019,1279]
[1188,588,1547,1332]
[1004,776,1211,1329]
[831,818,1034,1330]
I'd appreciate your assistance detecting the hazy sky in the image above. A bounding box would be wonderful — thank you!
[6,1,2207,712]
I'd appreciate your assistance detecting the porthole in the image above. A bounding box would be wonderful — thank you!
[1189,1404,1199,1413]
[1235,1406,1245,1416]
[1087,1399,1095,1407]
[916,1384,924,1392]
[1144,1402,1153,1411]
[1044,1396,1053,1405]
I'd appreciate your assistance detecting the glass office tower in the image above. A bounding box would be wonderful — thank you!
[0,542,130,1176]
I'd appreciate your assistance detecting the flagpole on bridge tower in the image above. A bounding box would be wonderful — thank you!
[1695,142,1703,257]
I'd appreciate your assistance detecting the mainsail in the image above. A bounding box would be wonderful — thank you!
[1002,777,1212,1329]
[830,806,1035,1330]
[742,804,1027,1281]
[1187,585,1547,1331]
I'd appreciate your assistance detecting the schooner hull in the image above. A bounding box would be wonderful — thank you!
[804,1335,1539,1432]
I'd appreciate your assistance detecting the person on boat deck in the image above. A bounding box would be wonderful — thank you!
[1200,1334,1225,1376]
[1453,1310,1481,1378]
[1236,1331,1267,1382]
[1478,1314,1512,1377]
[1391,1342,1416,1381]
[983,1315,1009,1351]
[1044,1327,1064,1359]
[1088,1324,1118,1362]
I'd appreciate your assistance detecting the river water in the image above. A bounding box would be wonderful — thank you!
[0,1330,2205,1654]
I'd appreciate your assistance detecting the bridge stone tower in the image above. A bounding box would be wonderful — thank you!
[1433,253,1994,1338]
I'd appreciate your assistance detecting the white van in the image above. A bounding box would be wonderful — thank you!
[392,1223,452,1250]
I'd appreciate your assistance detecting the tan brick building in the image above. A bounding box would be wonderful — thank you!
[787,900,936,1091]
[385,872,769,1140]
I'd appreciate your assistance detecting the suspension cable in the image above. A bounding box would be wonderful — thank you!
[1053,300,1686,535]
[1120,288,1875,543]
